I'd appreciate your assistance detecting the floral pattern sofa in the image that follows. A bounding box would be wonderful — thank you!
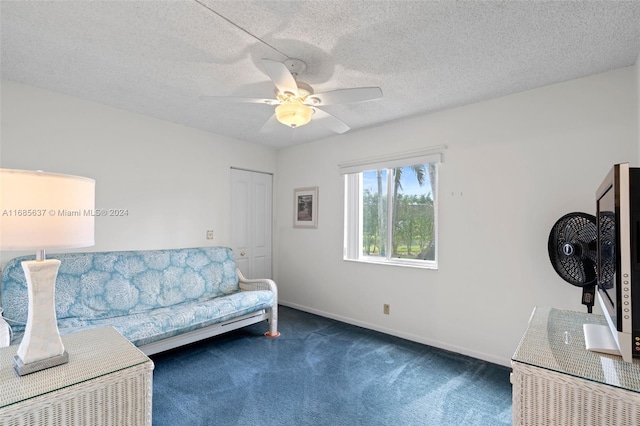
[0,247,279,354]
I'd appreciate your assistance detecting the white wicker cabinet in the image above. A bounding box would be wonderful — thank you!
[0,326,154,426]
[512,307,640,425]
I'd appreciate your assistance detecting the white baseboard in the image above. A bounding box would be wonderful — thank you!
[279,300,511,368]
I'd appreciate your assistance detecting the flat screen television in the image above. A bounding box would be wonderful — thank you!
[585,163,640,362]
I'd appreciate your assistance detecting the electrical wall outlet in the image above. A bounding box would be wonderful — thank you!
[206,230,214,240]
[383,304,390,315]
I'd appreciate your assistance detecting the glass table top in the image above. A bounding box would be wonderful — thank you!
[512,306,640,393]
[0,326,151,409]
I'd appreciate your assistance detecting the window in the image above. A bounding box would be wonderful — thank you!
[342,149,442,269]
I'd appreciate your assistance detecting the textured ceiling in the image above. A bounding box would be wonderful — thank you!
[2,1,640,149]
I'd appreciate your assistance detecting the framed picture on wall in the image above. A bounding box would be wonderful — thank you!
[294,187,318,228]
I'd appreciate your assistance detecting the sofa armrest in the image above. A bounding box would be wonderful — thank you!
[236,268,280,337]
[237,269,277,293]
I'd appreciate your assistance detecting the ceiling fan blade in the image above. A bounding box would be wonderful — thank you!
[262,59,298,96]
[259,114,282,133]
[199,96,278,105]
[312,108,350,134]
[307,87,382,106]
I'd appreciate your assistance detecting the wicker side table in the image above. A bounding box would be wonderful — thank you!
[512,307,640,425]
[0,326,154,426]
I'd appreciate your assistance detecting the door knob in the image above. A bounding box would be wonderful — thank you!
[240,251,245,256]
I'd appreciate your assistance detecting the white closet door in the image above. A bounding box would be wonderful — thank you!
[230,168,272,279]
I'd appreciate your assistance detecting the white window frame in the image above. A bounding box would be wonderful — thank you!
[341,147,444,269]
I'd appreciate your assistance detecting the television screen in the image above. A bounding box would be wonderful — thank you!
[590,163,640,362]
[597,183,616,324]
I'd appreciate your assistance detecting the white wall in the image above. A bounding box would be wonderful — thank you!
[0,79,277,264]
[637,53,640,165]
[275,67,637,366]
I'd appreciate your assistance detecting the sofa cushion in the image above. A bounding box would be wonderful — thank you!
[9,289,275,347]
[1,247,239,329]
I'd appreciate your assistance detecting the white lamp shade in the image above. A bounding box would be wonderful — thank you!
[0,169,95,249]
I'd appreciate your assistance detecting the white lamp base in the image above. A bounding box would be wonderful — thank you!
[14,350,69,376]
[14,259,67,376]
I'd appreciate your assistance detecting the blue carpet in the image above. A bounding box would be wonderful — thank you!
[151,306,512,425]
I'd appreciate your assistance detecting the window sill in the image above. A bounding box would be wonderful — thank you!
[343,257,437,270]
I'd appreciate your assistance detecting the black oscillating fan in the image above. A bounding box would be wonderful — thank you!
[548,212,598,312]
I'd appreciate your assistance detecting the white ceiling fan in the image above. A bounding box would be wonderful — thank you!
[200,58,383,134]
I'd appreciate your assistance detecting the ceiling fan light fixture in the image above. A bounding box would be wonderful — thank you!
[275,103,312,128]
